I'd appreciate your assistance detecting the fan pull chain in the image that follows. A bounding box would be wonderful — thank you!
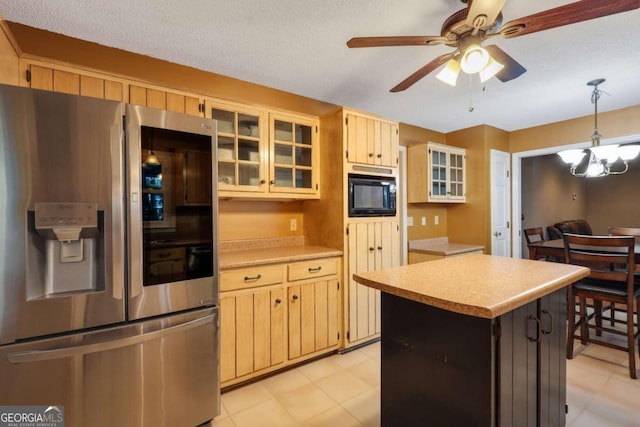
[468,73,474,112]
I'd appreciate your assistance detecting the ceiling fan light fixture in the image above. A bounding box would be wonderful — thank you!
[478,56,504,83]
[435,59,461,86]
[460,44,489,74]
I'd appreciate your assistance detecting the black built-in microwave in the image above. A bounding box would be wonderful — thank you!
[348,174,397,217]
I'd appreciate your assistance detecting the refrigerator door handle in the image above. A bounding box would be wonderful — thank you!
[7,314,215,364]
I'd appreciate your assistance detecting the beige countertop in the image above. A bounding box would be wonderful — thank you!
[408,237,484,256]
[220,245,342,270]
[353,254,589,319]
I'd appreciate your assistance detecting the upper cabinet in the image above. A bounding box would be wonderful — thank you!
[206,99,269,195]
[206,99,320,199]
[23,62,124,101]
[129,84,202,116]
[345,112,399,168]
[269,112,319,196]
[408,142,466,203]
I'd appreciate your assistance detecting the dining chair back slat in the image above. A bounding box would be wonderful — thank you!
[562,233,640,379]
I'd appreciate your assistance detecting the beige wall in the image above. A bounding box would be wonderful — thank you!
[399,123,449,240]
[520,153,640,252]
[510,106,640,153]
[219,200,304,241]
[521,155,587,255]
[585,158,640,234]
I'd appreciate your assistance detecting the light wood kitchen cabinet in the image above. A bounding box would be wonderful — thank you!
[269,112,319,197]
[220,256,341,387]
[408,142,466,203]
[129,84,202,116]
[23,62,124,101]
[219,285,286,382]
[205,101,320,199]
[287,258,340,359]
[346,112,399,168]
[205,99,268,194]
[347,220,399,343]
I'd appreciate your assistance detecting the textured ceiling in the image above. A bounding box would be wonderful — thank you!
[1,0,639,133]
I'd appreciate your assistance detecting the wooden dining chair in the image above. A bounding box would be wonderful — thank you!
[563,233,640,379]
[524,227,545,245]
[524,227,548,260]
[609,227,640,271]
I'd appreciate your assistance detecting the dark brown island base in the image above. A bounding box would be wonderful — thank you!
[353,254,589,427]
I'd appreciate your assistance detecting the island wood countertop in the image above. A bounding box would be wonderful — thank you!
[220,245,342,270]
[353,254,589,319]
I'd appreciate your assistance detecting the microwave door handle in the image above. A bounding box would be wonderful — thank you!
[7,314,215,364]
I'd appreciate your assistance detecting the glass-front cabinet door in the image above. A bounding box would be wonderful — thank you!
[427,142,466,203]
[205,99,268,194]
[269,112,319,195]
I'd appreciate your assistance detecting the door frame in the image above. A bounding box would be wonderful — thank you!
[490,149,511,256]
[398,146,408,265]
[511,133,640,258]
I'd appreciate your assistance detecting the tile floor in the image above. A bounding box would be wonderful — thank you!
[213,339,640,427]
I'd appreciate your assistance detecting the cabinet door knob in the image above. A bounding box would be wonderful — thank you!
[270,180,275,185]
[292,294,299,300]
[260,179,266,184]
[377,246,382,251]
[369,247,375,252]
[368,153,374,158]
[376,154,382,158]
[275,298,282,304]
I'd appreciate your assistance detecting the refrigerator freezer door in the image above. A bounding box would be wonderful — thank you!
[0,85,126,344]
[0,307,220,427]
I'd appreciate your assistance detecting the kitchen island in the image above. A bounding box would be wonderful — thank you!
[353,254,589,427]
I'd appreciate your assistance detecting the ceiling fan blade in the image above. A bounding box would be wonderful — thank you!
[466,0,506,29]
[500,0,640,39]
[390,53,453,92]
[347,36,446,48]
[484,45,526,82]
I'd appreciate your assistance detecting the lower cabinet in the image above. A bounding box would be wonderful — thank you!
[288,279,339,359]
[499,289,567,426]
[220,256,341,387]
[380,289,567,426]
[347,220,399,345]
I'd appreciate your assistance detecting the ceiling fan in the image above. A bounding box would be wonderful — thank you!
[347,0,640,92]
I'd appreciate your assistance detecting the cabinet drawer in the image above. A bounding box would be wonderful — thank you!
[148,247,186,262]
[220,265,284,291]
[288,258,337,282]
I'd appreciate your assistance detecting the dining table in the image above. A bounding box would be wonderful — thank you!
[528,238,640,263]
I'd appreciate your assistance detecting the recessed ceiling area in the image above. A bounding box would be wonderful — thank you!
[1,0,639,133]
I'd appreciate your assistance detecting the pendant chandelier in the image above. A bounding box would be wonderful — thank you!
[558,79,640,178]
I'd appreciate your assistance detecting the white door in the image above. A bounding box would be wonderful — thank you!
[491,150,511,256]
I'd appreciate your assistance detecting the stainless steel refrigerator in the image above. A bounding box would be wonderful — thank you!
[0,84,219,426]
